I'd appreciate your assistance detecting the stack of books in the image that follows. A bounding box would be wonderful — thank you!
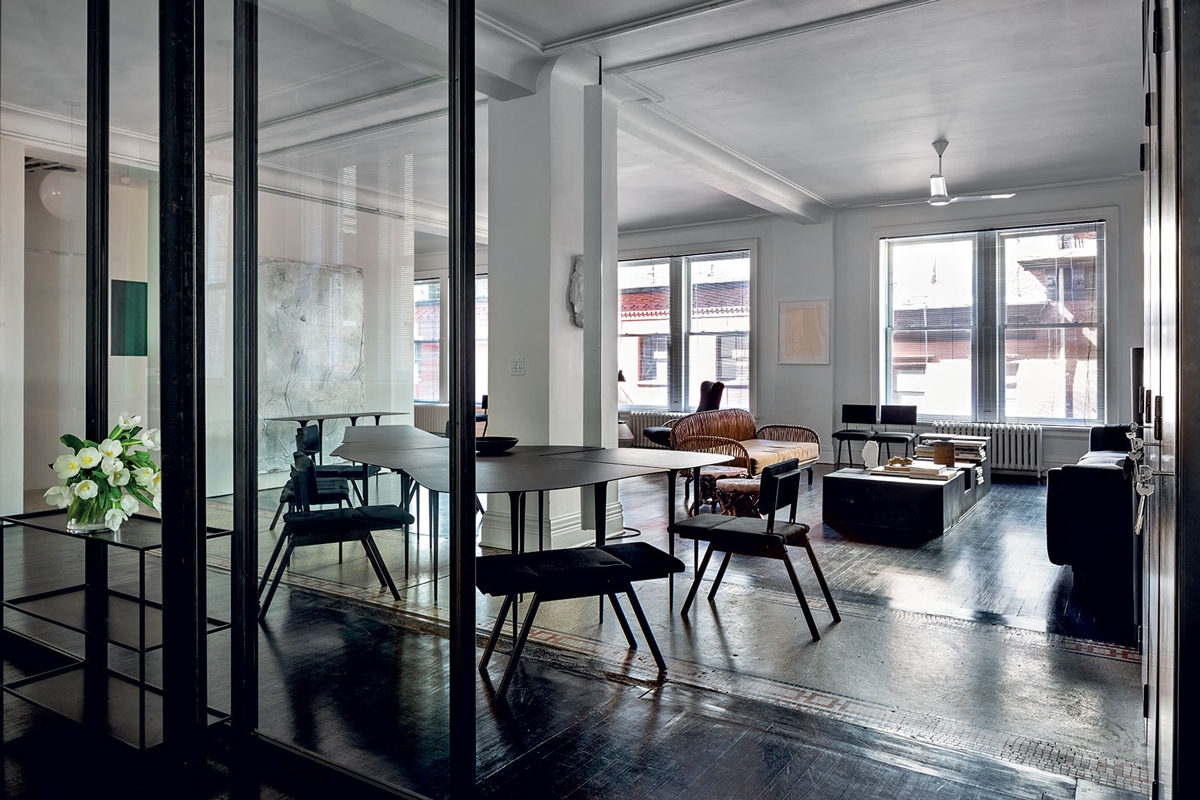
[914,435,987,463]
[906,463,958,482]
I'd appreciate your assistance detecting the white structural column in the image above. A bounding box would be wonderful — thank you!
[0,139,25,515]
[484,52,621,549]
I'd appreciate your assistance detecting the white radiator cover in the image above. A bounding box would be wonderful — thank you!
[413,403,450,434]
[625,410,690,448]
[931,420,1044,478]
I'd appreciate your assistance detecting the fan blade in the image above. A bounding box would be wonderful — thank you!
[949,193,1015,203]
[875,198,931,207]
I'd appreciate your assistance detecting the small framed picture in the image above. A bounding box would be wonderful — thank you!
[778,299,830,365]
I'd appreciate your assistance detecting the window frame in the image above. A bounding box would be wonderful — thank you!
[411,271,489,404]
[617,239,758,415]
[873,209,1118,427]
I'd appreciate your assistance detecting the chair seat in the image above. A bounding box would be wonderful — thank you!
[873,431,916,443]
[352,504,415,529]
[315,463,381,480]
[831,429,876,441]
[279,508,370,545]
[671,512,811,548]
[279,477,350,502]
[598,542,685,581]
[476,549,632,600]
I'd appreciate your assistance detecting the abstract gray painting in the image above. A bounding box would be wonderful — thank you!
[258,258,366,473]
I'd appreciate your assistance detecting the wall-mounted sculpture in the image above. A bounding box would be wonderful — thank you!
[568,254,584,328]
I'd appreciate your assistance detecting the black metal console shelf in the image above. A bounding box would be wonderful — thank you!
[0,509,231,750]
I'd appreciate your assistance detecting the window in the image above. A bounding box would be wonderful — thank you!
[413,274,489,403]
[618,249,751,410]
[882,220,1105,424]
[414,278,440,401]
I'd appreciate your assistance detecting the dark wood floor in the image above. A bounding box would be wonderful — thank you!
[2,465,1146,800]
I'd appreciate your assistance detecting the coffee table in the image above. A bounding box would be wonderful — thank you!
[822,461,990,539]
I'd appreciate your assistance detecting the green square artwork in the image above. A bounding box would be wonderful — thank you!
[111,279,148,356]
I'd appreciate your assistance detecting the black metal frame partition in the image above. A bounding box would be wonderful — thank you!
[70,0,475,789]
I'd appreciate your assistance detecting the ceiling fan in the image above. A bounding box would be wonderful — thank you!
[879,140,1015,207]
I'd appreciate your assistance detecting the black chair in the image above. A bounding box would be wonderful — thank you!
[259,453,400,619]
[269,449,354,531]
[294,424,382,503]
[477,395,489,435]
[643,380,725,448]
[873,404,918,458]
[669,459,839,641]
[831,404,878,468]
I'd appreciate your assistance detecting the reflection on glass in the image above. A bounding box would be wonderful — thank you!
[890,329,973,417]
[415,279,441,401]
[476,275,489,401]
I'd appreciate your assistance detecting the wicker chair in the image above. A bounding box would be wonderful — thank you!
[673,435,751,514]
[669,409,821,484]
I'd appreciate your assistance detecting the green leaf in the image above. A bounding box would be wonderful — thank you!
[109,424,122,440]
[129,426,143,438]
[60,434,85,452]
[83,439,99,449]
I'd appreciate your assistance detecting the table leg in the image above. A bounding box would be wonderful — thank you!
[316,420,325,464]
[594,482,607,621]
[508,492,523,641]
[362,462,370,506]
[692,466,702,566]
[667,469,677,606]
[538,490,545,551]
[431,490,439,605]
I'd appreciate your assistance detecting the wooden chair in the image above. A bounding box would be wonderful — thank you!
[669,459,840,641]
[259,453,400,619]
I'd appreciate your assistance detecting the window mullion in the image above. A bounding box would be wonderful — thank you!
[669,256,686,412]
[975,232,1000,422]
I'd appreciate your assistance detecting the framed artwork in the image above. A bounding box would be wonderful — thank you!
[778,299,830,364]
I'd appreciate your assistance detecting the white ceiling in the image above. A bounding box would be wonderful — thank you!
[0,0,1144,235]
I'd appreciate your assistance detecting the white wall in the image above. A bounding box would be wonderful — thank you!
[0,139,25,513]
[619,176,1145,468]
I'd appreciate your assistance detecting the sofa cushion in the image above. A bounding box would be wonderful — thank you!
[741,439,820,472]
[1076,450,1131,470]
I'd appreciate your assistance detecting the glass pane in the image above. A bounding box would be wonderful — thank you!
[889,329,973,417]
[618,258,670,408]
[415,279,441,402]
[687,252,749,409]
[1001,225,1101,325]
[888,237,974,328]
[1004,327,1102,421]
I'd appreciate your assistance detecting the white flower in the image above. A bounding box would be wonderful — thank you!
[151,493,162,513]
[74,480,99,500]
[104,507,127,532]
[52,454,81,480]
[118,411,141,430]
[136,428,161,451]
[76,447,102,470]
[98,438,124,459]
[44,485,71,509]
[112,468,131,487]
[150,471,162,494]
[119,494,139,516]
[100,456,124,476]
[134,467,156,487]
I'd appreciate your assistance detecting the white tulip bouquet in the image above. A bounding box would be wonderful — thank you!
[44,411,161,533]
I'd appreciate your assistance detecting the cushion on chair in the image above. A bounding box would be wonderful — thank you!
[714,477,762,517]
[669,512,740,539]
[642,426,673,448]
[830,429,875,442]
[280,509,369,545]
[476,554,542,596]
[316,463,381,479]
[706,517,811,550]
[741,440,820,472]
[598,542,685,581]
[523,549,632,597]
[352,504,416,528]
[873,431,916,444]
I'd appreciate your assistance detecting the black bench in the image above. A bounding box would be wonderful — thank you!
[476,543,683,698]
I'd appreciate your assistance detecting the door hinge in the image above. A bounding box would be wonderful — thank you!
[1146,91,1158,127]
[1153,2,1169,55]
[1154,395,1163,441]
[1144,683,1151,718]
[1152,778,1160,799]
[1138,624,1144,649]
[1141,142,1150,171]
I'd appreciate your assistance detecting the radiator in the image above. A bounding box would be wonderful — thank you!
[413,403,449,434]
[625,410,690,448]
[931,421,1044,478]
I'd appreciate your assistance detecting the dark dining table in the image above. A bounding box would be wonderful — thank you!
[331,426,730,606]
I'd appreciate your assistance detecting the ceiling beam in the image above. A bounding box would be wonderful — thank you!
[608,0,945,74]
[618,98,827,224]
[541,0,754,54]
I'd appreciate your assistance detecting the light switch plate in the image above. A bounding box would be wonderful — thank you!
[510,357,525,376]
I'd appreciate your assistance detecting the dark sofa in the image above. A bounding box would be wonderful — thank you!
[1045,425,1139,641]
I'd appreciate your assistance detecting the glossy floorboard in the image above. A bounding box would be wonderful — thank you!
[4,466,1147,799]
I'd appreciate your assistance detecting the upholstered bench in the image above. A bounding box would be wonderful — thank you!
[476,544,683,698]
